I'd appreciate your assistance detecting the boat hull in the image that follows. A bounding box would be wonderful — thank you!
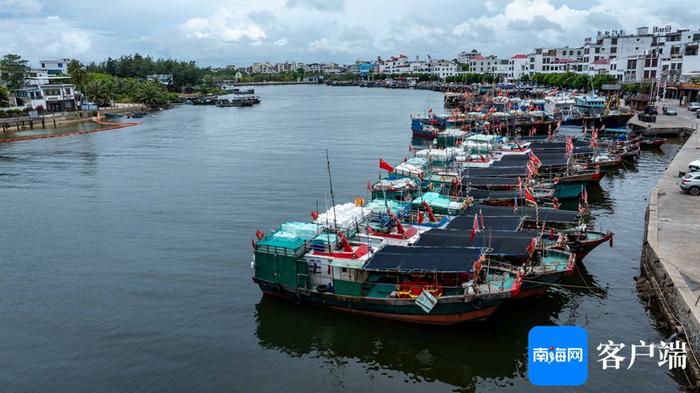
[254,278,501,325]
[567,113,634,129]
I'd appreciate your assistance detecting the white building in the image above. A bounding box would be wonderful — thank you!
[469,55,498,73]
[430,60,458,79]
[457,50,482,64]
[39,58,71,75]
[15,84,78,111]
[510,54,529,81]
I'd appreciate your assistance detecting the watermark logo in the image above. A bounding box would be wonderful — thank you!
[597,340,687,370]
[528,326,588,386]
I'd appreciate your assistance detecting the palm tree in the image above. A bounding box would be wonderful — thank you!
[84,78,113,107]
[68,60,88,90]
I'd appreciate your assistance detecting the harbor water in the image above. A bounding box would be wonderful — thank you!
[0,85,687,392]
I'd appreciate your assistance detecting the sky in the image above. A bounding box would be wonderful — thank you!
[0,0,698,67]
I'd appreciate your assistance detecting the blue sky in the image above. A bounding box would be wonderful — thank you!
[0,0,698,67]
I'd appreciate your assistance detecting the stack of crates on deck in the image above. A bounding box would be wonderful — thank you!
[254,222,320,289]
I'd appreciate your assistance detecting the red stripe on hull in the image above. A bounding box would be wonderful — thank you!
[260,291,497,325]
[511,286,547,300]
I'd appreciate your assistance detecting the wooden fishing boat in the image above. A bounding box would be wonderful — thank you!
[252,230,519,325]
[640,137,666,148]
[415,228,574,299]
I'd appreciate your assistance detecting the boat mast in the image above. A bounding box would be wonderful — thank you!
[325,149,340,234]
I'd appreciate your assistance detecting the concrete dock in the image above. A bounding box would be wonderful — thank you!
[641,102,700,382]
[628,102,698,136]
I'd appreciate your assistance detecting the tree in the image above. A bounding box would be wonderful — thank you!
[591,74,617,91]
[68,59,88,92]
[84,73,116,107]
[0,53,30,90]
[133,81,169,108]
[0,84,9,107]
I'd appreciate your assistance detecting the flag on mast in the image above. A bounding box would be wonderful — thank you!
[469,214,480,241]
[379,159,394,172]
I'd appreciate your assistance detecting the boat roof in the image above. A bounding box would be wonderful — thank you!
[464,204,580,223]
[461,176,520,186]
[364,245,482,273]
[415,229,535,258]
[465,189,522,200]
[446,215,523,231]
[461,166,529,177]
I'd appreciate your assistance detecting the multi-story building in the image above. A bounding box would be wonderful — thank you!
[467,25,700,84]
[469,55,498,73]
[15,84,77,111]
[38,59,71,75]
[457,50,482,65]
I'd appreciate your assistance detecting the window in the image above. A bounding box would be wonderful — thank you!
[610,47,617,54]
[595,47,600,53]
[41,63,45,68]
[612,38,618,45]
[58,63,63,68]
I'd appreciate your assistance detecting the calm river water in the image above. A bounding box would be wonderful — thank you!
[0,85,687,392]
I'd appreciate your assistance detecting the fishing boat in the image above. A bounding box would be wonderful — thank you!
[411,121,441,139]
[103,112,123,119]
[560,228,613,261]
[415,228,574,299]
[640,137,666,148]
[252,229,521,324]
[128,111,147,118]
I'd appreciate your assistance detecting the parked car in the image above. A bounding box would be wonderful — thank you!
[696,110,700,119]
[662,107,677,116]
[645,105,658,115]
[689,159,700,173]
[679,172,700,195]
[689,102,700,111]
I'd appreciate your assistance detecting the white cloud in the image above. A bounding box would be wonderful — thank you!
[46,15,61,21]
[273,38,288,46]
[0,0,43,16]
[0,17,93,59]
[180,7,266,42]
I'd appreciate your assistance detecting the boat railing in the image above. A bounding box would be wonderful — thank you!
[362,281,467,298]
[255,239,313,257]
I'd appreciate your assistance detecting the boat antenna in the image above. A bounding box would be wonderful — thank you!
[325,149,340,234]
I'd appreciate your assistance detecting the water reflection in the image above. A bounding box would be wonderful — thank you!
[255,285,588,392]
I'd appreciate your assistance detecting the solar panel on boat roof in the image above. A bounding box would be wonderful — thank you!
[365,245,483,272]
[464,204,580,222]
[415,229,535,258]
[446,215,523,231]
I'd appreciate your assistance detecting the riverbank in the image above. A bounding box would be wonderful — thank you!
[640,102,700,386]
[0,103,147,133]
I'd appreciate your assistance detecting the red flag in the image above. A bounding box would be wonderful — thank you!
[367,180,372,191]
[524,187,537,206]
[526,237,537,255]
[428,108,433,114]
[582,187,588,205]
[311,210,319,220]
[379,159,394,172]
[469,214,479,241]
[530,151,541,167]
[417,210,424,224]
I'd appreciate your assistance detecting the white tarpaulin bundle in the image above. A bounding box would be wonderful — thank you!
[315,203,370,229]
